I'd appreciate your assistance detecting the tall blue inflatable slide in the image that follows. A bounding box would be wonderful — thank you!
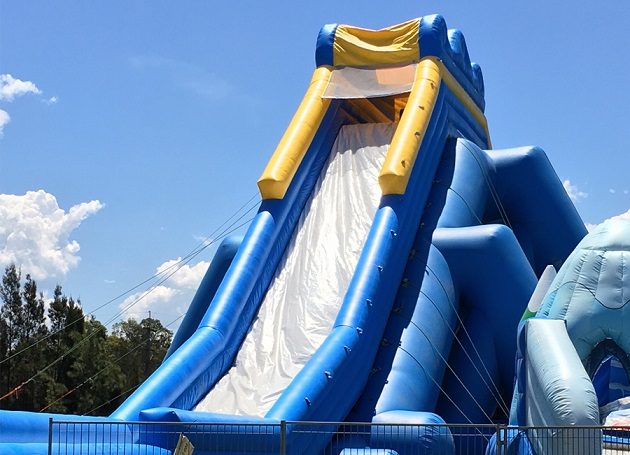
[2,13,629,455]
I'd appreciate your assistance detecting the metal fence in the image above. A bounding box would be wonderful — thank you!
[47,419,630,455]
[496,425,630,455]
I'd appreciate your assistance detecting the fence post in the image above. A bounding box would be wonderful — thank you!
[280,420,287,455]
[495,424,503,455]
[47,417,53,455]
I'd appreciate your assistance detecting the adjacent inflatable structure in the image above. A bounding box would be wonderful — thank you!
[489,220,630,455]
[0,13,604,455]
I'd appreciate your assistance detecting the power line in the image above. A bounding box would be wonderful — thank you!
[397,345,489,439]
[404,279,510,416]
[39,314,184,413]
[0,215,255,402]
[405,317,496,423]
[0,193,259,367]
[447,187,483,224]
[103,216,254,330]
[84,384,140,416]
[421,143,514,414]
[460,141,512,229]
[422,261,511,415]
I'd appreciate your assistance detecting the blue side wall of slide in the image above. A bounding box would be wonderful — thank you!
[165,236,242,359]
[113,100,346,419]
[338,134,585,454]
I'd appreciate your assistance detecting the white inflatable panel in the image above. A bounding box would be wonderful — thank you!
[194,122,395,416]
[323,64,416,99]
[526,264,556,314]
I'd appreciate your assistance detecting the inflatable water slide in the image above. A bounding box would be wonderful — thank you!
[0,14,595,455]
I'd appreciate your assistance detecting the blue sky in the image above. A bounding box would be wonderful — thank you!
[1,1,629,328]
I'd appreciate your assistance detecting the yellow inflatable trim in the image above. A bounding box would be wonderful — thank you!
[257,67,332,200]
[379,59,441,195]
[258,57,489,199]
[379,58,491,195]
[333,19,420,68]
[437,61,492,149]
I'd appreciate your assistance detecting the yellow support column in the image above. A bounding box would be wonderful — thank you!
[257,67,332,200]
[379,58,441,195]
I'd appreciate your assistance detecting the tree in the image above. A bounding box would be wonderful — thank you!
[48,285,84,335]
[111,318,172,393]
[47,285,85,386]
[0,267,49,410]
[0,264,174,415]
[21,274,47,341]
[0,264,22,399]
[0,318,8,370]
[65,317,125,415]
[1,265,23,348]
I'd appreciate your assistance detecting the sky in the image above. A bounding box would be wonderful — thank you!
[1,1,629,330]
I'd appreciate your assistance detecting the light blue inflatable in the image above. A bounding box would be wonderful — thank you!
[504,220,630,454]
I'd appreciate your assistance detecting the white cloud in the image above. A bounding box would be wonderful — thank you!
[156,258,209,289]
[0,74,54,135]
[119,258,209,326]
[610,188,617,194]
[120,286,179,321]
[607,209,630,222]
[0,74,42,102]
[586,209,630,231]
[0,109,9,135]
[563,179,588,203]
[0,190,103,280]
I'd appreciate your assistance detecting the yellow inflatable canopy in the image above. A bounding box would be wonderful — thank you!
[333,19,420,67]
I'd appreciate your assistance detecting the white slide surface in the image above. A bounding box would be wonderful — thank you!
[194,122,395,416]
